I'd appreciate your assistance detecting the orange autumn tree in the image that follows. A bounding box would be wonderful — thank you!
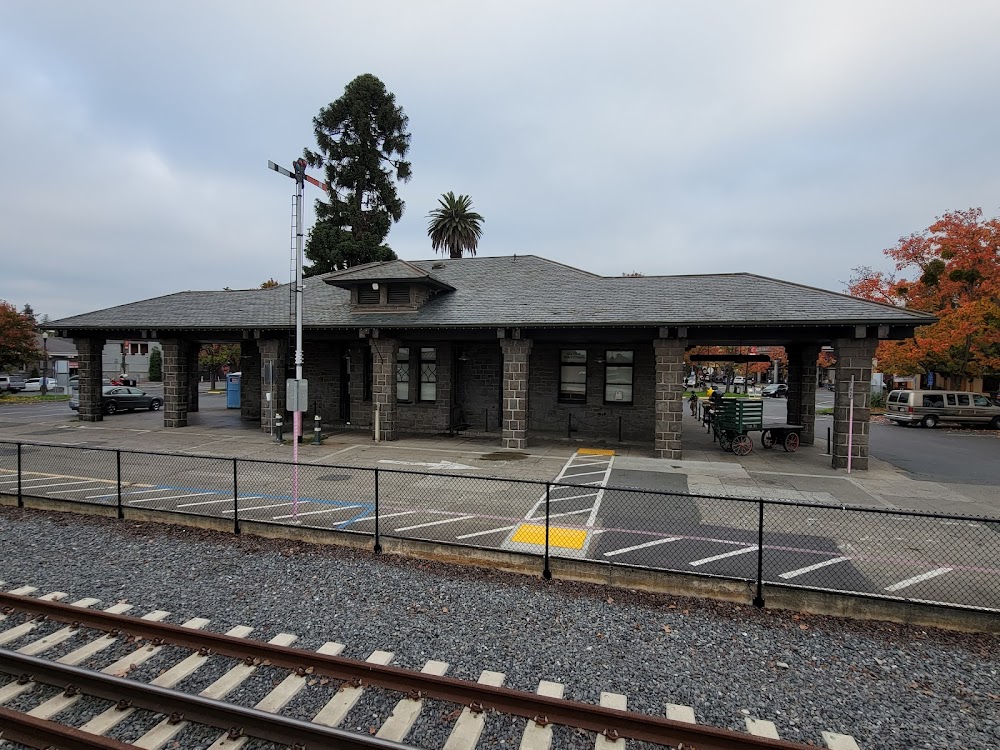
[848,208,1000,381]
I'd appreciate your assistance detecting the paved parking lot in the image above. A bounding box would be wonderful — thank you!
[1,387,998,610]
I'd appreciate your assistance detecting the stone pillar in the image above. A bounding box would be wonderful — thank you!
[240,341,261,422]
[653,338,686,459]
[501,338,532,449]
[370,338,399,441]
[832,337,877,470]
[785,344,819,445]
[186,343,200,413]
[73,337,105,422]
[161,339,189,428]
[258,338,288,434]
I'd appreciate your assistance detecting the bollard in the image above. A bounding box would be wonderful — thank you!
[275,417,284,443]
[313,413,322,445]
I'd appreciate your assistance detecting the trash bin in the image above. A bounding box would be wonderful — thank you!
[227,373,241,409]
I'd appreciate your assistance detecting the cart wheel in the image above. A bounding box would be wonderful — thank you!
[732,434,753,455]
[720,432,733,452]
[783,432,800,452]
[761,429,774,449]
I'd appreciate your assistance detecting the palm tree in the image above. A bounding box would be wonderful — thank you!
[427,192,484,258]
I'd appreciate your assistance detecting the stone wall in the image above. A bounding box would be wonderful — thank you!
[397,343,453,433]
[455,342,502,431]
[73,337,105,423]
[161,339,189,428]
[302,342,340,426]
[786,344,819,445]
[527,342,654,441]
[832,337,877,470]
[240,341,261,422]
[653,338,686,459]
[370,338,399,440]
[501,338,532,449]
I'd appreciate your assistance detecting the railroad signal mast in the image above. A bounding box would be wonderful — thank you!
[267,158,328,517]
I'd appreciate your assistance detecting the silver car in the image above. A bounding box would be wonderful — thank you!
[70,385,163,415]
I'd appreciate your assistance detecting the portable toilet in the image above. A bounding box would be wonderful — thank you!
[226,372,241,409]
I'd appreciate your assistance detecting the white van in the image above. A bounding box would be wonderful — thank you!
[885,390,1000,429]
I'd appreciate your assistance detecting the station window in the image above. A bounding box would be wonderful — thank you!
[604,350,634,404]
[419,347,437,402]
[559,349,587,404]
[127,343,149,356]
[396,347,410,402]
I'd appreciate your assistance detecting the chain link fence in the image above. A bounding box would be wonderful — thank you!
[1,440,997,612]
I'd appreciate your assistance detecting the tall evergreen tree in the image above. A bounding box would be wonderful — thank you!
[303,74,411,275]
[427,192,485,258]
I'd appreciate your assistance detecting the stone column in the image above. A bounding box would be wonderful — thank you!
[186,342,200,413]
[258,338,288,434]
[370,338,399,441]
[653,338,686,459]
[161,339,189,428]
[785,345,819,445]
[73,337,105,422]
[501,338,532,449]
[240,341,261,422]
[832,337,877,470]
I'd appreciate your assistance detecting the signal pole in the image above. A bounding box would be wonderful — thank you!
[268,158,326,518]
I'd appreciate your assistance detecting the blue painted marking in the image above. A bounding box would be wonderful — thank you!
[127,483,373,512]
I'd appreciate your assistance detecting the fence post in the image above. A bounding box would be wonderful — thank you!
[753,499,765,607]
[543,482,552,580]
[618,416,623,443]
[567,414,572,439]
[373,468,382,554]
[826,427,832,455]
[233,458,240,535]
[116,450,124,519]
[16,443,23,508]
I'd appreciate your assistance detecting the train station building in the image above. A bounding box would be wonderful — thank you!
[50,255,934,470]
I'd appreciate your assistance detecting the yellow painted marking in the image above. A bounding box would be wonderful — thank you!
[511,524,587,550]
[577,448,615,456]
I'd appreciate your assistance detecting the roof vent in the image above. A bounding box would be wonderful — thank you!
[431,262,445,269]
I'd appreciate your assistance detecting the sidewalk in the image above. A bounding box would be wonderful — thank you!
[3,389,996,519]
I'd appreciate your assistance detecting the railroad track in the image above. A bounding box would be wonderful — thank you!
[0,588,863,750]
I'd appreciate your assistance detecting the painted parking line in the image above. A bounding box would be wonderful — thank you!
[128,492,215,504]
[174,492,233,508]
[39,480,111,493]
[346,510,419,524]
[273,505,364,520]
[559,469,609,479]
[884,567,953,592]
[689,546,758,567]
[222,500,299,514]
[548,493,599,504]
[176,495,261,509]
[395,515,476,533]
[456,524,519,540]
[45,479,114,495]
[779,556,851,580]
[603,537,681,558]
[89,487,176,500]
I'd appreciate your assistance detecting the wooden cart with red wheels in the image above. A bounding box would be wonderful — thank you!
[760,424,804,452]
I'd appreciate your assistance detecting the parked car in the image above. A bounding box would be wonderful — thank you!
[0,374,26,393]
[22,377,59,392]
[733,376,746,386]
[761,383,788,398]
[885,389,1000,429]
[69,385,163,415]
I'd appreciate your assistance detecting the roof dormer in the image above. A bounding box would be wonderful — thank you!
[323,259,454,312]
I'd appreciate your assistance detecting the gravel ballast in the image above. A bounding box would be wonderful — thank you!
[0,505,997,750]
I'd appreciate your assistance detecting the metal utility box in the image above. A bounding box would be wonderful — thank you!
[227,373,241,409]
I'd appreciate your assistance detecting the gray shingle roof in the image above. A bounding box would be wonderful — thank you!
[49,255,935,331]
[322,259,454,290]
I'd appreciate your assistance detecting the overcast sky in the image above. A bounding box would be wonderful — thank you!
[3,1,999,322]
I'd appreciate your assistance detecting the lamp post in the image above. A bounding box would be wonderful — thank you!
[41,332,49,395]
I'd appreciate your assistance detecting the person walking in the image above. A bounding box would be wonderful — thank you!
[688,391,699,417]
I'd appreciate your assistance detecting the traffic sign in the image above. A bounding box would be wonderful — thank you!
[222,364,230,374]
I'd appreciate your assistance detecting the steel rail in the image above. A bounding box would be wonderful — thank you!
[0,592,816,750]
[0,650,413,750]
[0,706,136,750]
